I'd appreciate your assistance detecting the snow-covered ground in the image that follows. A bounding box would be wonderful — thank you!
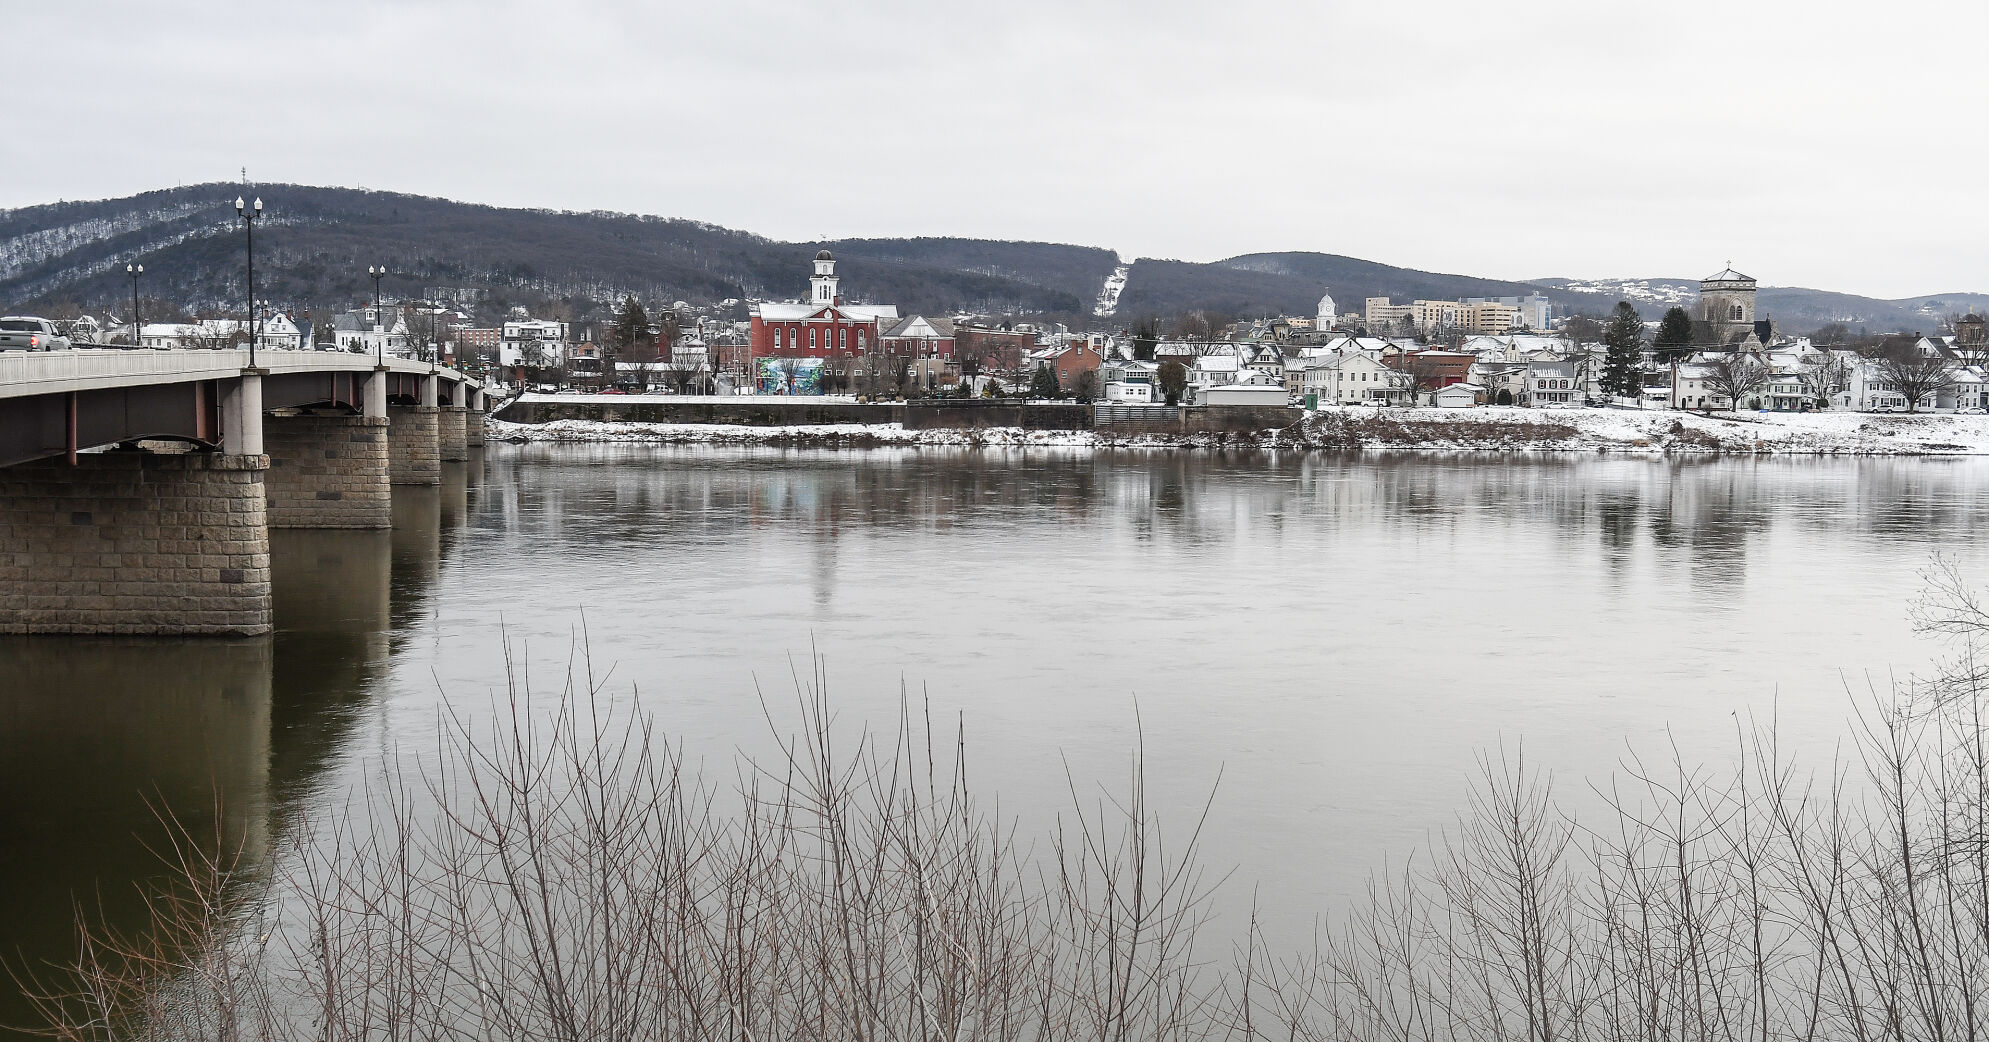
[486,406,1989,455]
[1092,262,1130,318]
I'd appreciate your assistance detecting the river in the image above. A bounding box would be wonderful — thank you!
[3,446,1983,1036]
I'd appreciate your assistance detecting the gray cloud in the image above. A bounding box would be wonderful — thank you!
[3,0,1983,297]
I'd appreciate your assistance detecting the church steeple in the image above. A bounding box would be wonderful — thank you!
[811,250,840,306]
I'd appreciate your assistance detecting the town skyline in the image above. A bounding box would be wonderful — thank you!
[5,0,1986,298]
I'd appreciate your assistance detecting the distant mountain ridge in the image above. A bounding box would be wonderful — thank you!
[0,183,1981,334]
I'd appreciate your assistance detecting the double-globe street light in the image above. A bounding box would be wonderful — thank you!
[234,196,263,368]
[125,263,142,348]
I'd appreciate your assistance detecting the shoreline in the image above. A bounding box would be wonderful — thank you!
[487,406,1989,456]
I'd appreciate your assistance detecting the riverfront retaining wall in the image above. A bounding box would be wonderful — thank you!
[263,413,391,529]
[1181,405,1305,433]
[438,406,469,461]
[492,395,1302,438]
[387,405,440,485]
[0,452,273,636]
[903,400,1094,430]
[1093,404,1304,435]
[499,397,906,426]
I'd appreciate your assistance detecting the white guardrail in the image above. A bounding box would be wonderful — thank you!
[0,348,475,400]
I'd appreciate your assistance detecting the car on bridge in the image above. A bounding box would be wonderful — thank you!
[0,316,72,352]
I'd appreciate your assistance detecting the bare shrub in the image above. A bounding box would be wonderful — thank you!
[20,576,1989,1042]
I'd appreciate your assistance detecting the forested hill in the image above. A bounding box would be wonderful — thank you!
[2,183,1982,334]
[0,185,1116,325]
[1115,252,1546,320]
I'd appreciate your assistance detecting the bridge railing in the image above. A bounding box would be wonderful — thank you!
[0,348,478,400]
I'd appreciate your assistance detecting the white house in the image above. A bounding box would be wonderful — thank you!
[1470,361,1528,406]
[500,319,569,368]
[1102,358,1159,403]
[1524,360,1579,406]
[135,316,298,351]
[334,307,412,357]
[1302,352,1408,405]
[256,312,303,351]
[1189,352,1242,393]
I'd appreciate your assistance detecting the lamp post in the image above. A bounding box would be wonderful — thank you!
[234,196,263,368]
[367,266,386,367]
[125,263,143,348]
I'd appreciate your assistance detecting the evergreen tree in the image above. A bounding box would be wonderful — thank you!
[1652,306,1695,364]
[1030,362,1061,399]
[1157,360,1189,405]
[1131,318,1159,362]
[1600,301,1644,399]
[606,295,652,385]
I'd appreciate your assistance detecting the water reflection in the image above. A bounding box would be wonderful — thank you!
[3,447,1986,1036]
[268,530,392,811]
[0,637,271,1036]
[390,486,442,635]
[478,449,1989,607]
[0,458,471,1039]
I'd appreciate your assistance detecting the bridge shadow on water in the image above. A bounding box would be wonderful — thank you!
[0,452,477,1040]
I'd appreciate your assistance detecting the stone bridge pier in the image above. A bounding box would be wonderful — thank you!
[260,369,392,529]
[439,379,469,462]
[0,372,274,636]
[387,372,440,486]
[1,356,485,637]
[466,388,488,448]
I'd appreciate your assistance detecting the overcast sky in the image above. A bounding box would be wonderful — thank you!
[5,0,1983,298]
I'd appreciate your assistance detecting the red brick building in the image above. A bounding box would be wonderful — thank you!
[954,325,1036,377]
[1038,342,1104,387]
[1388,350,1473,388]
[749,251,900,362]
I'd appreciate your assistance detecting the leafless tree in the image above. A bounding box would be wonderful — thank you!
[1874,341,1957,413]
[1699,352,1770,411]
[1799,350,1850,408]
[1387,354,1448,405]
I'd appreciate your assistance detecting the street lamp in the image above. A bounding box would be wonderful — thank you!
[234,196,263,368]
[125,263,143,349]
[366,266,386,367]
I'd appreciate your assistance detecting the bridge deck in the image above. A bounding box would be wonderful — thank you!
[0,349,483,468]
[0,348,471,400]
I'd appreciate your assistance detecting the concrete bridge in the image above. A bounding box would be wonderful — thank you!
[0,350,489,637]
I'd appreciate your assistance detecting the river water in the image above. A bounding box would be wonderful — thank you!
[3,446,1984,1035]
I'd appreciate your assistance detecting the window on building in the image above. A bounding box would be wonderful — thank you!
[809,329,816,349]
[839,329,847,349]
[857,330,865,350]
[774,329,783,350]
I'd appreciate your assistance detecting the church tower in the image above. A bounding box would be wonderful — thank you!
[1699,266,1757,346]
[811,250,840,307]
[1317,291,1336,330]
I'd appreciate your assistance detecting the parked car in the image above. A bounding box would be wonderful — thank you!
[0,316,73,351]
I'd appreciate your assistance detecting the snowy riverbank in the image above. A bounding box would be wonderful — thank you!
[486,407,1989,455]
